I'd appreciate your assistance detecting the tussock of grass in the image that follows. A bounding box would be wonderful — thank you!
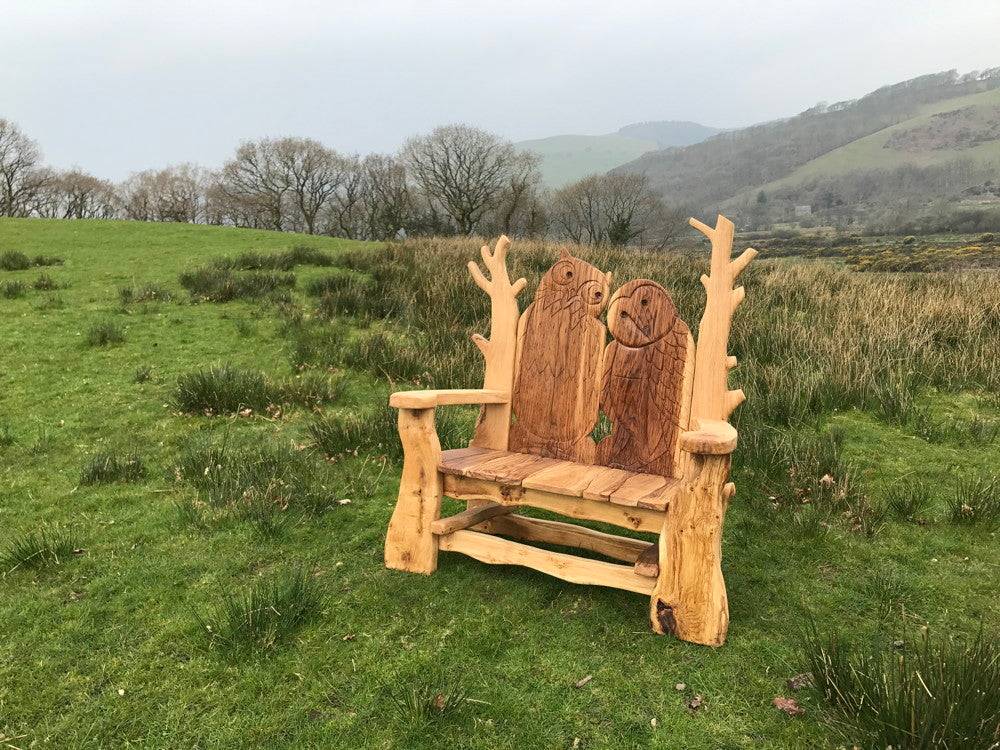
[388,682,471,725]
[174,435,333,514]
[33,273,60,291]
[86,320,125,346]
[2,527,80,573]
[2,280,27,298]
[805,626,1000,750]
[308,403,470,459]
[80,450,147,485]
[213,245,334,271]
[0,423,16,449]
[174,364,343,415]
[948,472,1000,524]
[0,250,32,270]
[199,567,321,653]
[887,482,934,522]
[132,364,154,383]
[119,282,173,304]
[178,267,295,302]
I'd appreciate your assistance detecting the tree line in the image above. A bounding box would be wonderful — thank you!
[0,118,688,246]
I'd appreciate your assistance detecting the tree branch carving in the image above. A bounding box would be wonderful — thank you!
[467,235,526,449]
[688,215,757,425]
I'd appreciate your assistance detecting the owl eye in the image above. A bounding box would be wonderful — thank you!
[640,298,649,307]
[552,261,576,285]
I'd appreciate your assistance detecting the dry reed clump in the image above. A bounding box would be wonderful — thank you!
[313,236,999,430]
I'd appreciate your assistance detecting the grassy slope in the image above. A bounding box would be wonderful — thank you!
[517,134,658,188]
[731,86,1000,203]
[0,219,997,749]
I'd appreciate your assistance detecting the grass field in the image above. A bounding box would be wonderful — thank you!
[1,218,998,748]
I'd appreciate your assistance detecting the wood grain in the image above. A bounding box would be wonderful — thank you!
[597,279,690,479]
[443,474,666,533]
[439,530,655,595]
[475,514,652,563]
[508,250,610,463]
[650,452,732,646]
[384,408,443,574]
[431,503,515,535]
[467,235,527,451]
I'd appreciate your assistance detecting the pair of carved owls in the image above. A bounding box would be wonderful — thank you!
[508,249,691,478]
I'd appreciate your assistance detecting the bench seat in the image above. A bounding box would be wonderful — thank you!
[439,447,679,512]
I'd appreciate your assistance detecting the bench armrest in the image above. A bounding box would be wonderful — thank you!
[680,420,738,455]
[389,389,510,410]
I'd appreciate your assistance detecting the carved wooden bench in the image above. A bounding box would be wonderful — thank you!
[384,215,755,646]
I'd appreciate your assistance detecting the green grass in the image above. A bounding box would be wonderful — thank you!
[0,217,997,748]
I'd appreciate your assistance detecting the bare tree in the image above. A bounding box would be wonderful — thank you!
[551,172,685,248]
[119,164,207,223]
[360,153,413,240]
[403,125,529,235]
[218,139,289,230]
[275,138,346,234]
[0,119,49,217]
[40,169,118,219]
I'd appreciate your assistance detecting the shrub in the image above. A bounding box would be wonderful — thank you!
[33,273,60,291]
[2,527,80,572]
[213,245,334,272]
[199,567,321,653]
[85,320,125,347]
[80,451,147,485]
[805,626,1000,750]
[0,250,31,270]
[2,280,26,298]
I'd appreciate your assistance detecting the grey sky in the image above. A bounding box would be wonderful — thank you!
[4,0,999,179]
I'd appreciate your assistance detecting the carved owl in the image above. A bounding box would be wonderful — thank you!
[509,249,611,462]
[597,279,690,477]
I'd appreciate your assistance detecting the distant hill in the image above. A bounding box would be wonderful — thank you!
[517,121,719,188]
[615,69,1000,230]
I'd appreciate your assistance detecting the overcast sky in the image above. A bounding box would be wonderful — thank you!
[4,0,999,180]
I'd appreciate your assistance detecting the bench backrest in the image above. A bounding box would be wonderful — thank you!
[507,252,694,479]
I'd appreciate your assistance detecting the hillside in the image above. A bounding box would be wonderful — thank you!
[616,69,1000,228]
[518,120,719,188]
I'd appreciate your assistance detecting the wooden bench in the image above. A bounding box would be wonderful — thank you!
[384,215,755,646]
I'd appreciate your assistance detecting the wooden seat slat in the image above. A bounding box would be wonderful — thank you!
[440,448,677,511]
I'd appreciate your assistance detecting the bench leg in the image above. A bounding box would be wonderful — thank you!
[650,453,733,646]
[384,408,443,575]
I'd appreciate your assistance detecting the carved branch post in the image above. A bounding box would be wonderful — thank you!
[384,408,443,574]
[651,215,756,646]
[467,235,526,450]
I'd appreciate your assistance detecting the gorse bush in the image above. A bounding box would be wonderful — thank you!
[86,320,125,346]
[2,527,79,573]
[179,267,295,302]
[199,567,321,653]
[805,625,1000,750]
[80,451,147,485]
[174,364,343,415]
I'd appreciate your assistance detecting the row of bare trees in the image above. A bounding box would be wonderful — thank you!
[0,117,687,246]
